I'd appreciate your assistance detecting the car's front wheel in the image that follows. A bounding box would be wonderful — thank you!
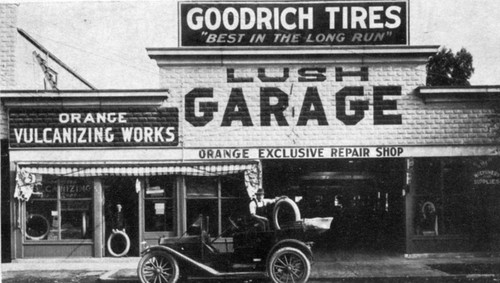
[137,250,179,283]
[268,247,311,283]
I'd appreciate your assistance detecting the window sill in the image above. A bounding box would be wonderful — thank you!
[24,240,93,245]
[411,235,467,240]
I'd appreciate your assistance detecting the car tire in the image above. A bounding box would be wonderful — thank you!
[138,250,179,283]
[268,247,311,283]
[272,197,301,230]
[107,230,130,257]
[25,214,50,240]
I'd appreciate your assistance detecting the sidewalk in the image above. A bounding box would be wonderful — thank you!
[2,253,500,282]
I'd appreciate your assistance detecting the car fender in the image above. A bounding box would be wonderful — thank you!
[140,245,222,276]
[265,239,313,273]
[140,245,267,279]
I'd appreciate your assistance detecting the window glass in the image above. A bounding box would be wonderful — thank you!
[145,199,174,232]
[146,176,174,198]
[185,175,247,236]
[414,158,441,195]
[144,176,176,232]
[186,199,218,236]
[32,178,58,199]
[26,200,57,241]
[413,157,500,237]
[186,177,218,197]
[221,199,247,230]
[443,159,470,195]
[60,178,92,199]
[221,174,246,197]
[61,200,92,239]
[25,176,93,241]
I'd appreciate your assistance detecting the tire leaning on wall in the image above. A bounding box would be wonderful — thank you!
[107,230,131,257]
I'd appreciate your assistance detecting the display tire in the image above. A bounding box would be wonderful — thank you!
[268,247,311,283]
[272,197,301,230]
[107,230,130,257]
[25,214,50,240]
[137,250,179,283]
[81,212,87,238]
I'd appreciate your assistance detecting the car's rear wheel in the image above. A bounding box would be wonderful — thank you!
[138,251,179,283]
[268,247,311,283]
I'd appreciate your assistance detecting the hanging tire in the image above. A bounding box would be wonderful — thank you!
[81,212,88,238]
[25,214,50,240]
[268,247,311,283]
[107,230,130,257]
[138,251,179,283]
[272,198,301,230]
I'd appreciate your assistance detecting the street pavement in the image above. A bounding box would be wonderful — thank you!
[2,253,500,282]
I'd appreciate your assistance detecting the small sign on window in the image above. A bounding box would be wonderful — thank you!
[155,203,165,215]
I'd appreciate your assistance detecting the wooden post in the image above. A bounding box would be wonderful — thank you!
[93,178,103,257]
[405,158,415,254]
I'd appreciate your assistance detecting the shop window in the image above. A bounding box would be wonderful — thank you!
[144,176,176,232]
[415,158,484,236]
[185,174,247,237]
[25,176,93,241]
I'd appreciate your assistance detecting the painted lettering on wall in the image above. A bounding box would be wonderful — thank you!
[197,146,405,159]
[9,108,179,147]
[179,1,408,46]
[185,67,402,127]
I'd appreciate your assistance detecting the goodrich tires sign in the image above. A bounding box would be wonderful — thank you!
[179,0,408,47]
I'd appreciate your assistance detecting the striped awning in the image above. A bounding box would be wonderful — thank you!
[17,162,262,199]
[19,163,257,177]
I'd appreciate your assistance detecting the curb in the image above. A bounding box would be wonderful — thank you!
[98,269,500,283]
[99,269,138,283]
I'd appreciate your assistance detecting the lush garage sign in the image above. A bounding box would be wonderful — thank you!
[179,0,408,46]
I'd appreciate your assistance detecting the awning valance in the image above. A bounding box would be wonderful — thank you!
[19,163,257,177]
[16,162,262,201]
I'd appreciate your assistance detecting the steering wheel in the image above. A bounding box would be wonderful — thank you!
[228,217,239,230]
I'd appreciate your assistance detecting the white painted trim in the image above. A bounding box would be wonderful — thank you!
[419,87,500,94]
[151,57,429,66]
[147,46,439,56]
[147,46,439,66]
[1,91,170,108]
[0,90,170,98]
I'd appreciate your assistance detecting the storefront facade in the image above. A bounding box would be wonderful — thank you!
[3,1,500,259]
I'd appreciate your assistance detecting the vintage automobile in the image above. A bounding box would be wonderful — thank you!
[137,197,330,283]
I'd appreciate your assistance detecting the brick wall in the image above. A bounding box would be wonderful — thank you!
[0,4,17,139]
[159,62,496,148]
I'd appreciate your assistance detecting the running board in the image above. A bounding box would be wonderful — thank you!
[147,246,268,278]
[189,271,266,280]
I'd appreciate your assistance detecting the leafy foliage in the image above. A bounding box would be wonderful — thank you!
[426,47,474,86]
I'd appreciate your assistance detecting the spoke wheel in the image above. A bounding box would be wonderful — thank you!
[268,247,311,283]
[138,251,179,283]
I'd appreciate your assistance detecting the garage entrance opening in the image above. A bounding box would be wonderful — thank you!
[263,159,406,254]
[103,177,139,257]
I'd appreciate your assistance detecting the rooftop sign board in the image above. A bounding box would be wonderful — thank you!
[179,0,408,47]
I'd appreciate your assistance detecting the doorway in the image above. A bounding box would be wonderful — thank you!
[103,177,139,257]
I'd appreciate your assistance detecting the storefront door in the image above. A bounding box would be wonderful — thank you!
[103,177,139,257]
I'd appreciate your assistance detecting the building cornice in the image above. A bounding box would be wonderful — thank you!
[147,45,440,66]
[0,89,170,108]
[417,86,500,103]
